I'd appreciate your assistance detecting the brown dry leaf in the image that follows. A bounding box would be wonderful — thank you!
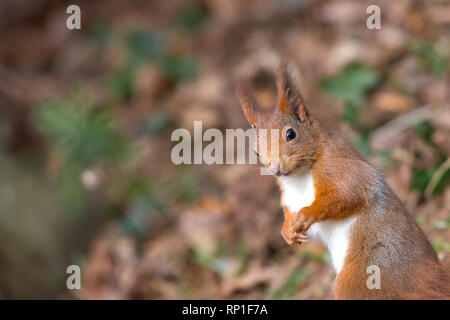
[135,276,182,299]
[406,11,426,33]
[386,162,413,202]
[257,88,277,109]
[372,90,415,113]
[319,1,366,25]
[139,234,187,278]
[433,128,450,157]
[134,64,167,108]
[423,80,449,106]
[295,266,334,300]
[81,236,115,299]
[427,5,450,24]
[221,262,282,297]
[81,226,138,299]
[178,197,232,255]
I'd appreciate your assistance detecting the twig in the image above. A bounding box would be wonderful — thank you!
[425,157,450,199]
[370,106,432,150]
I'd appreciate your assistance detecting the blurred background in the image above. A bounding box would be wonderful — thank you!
[0,0,449,299]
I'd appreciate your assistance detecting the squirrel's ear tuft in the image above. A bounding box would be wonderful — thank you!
[276,60,309,122]
[236,79,258,125]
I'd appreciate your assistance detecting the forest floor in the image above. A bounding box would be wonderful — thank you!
[0,0,448,299]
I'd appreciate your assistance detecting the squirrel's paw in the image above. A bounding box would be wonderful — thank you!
[289,210,315,234]
[281,219,310,246]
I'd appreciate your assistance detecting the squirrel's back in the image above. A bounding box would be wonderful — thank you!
[334,168,450,299]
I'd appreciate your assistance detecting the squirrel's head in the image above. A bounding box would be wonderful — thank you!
[236,60,319,176]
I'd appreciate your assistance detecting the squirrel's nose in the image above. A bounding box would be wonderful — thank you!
[269,163,281,176]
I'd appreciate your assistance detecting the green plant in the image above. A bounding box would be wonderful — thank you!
[156,54,198,82]
[34,95,128,211]
[411,155,450,196]
[35,98,127,167]
[353,132,371,160]
[270,268,308,299]
[319,62,381,108]
[107,67,135,101]
[125,30,166,68]
[409,39,449,78]
[142,111,173,136]
[192,250,230,276]
[414,120,435,144]
[107,28,199,101]
[176,4,209,32]
[87,23,112,45]
[319,63,381,159]
[431,239,450,254]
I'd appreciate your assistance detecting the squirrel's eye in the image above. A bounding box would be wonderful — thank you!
[286,128,296,142]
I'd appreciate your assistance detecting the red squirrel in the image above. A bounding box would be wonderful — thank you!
[236,60,450,299]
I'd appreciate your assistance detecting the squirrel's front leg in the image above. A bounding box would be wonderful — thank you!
[288,205,320,235]
[288,190,364,235]
[281,207,310,246]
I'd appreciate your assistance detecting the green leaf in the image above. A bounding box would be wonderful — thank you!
[319,63,381,105]
[433,220,447,230]
[431,239,444,254]
[270,269,308,299]
[414,120,434,144]
[303,251,331,264]
[176,4,209,32]
[377,149,391,166]
[353,132,371,160]
[125,30,165,68]
[340,102,362,125]
[409,39,449,78]
[416,214,426,226]
[235,243,249,276]
[121,194,164,238]
[192,250,230,275]
[107,67,134,101]
[411,155,450,195]
[157,55,198,82]
[142,111,172,136]
[57,162,85,213]
[412,167,435,192]
[87,23,112,45]
[173,169,200,204]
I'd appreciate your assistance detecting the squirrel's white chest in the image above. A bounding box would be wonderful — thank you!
[278,173,356,274]
[306,217,356,274]
[279,173,315,213]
